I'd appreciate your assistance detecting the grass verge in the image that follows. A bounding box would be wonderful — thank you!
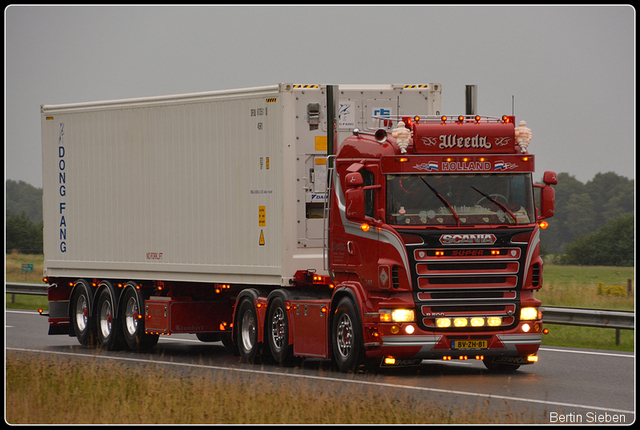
[6,352,536,424]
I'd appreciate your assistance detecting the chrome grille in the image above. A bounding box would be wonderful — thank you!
[404,229,532,331]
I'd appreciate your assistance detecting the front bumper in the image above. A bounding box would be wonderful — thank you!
[365,321,543,361]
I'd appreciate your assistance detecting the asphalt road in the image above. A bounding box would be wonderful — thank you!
[6,309,635,424]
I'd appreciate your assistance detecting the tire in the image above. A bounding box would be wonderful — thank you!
[122,286,159,352]
[236,299,261,363]
[267,297,293,365]
[70,281,97,347]
[332,297,366,373]
[483,357,521,372]
[96,288,126,350]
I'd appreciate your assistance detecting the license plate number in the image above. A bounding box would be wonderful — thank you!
[452,340,488,349]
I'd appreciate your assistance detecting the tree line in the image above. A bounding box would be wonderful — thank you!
[6,180,44,254]
[5,174,635,265]
[539,172,634,266]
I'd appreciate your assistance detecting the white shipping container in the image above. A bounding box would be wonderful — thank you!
[41,83,441,286]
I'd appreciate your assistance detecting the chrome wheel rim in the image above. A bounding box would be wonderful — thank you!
[241,309,256,352]
[124,296,138,336]
[336,313,353,358]
[271,307,286,350]
[75,294,88,332]
[98,299,113,339]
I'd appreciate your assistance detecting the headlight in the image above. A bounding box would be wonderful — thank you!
[380,309,415,323]
[392,309,415,323]
[520,307,539,321]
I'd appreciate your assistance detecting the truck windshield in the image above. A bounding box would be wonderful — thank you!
[386,173,535,226]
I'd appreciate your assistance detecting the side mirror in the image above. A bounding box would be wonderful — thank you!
[345,172,363,187]
[543,171,558,185]
[539,185,555,220]
[344,172,365,221]
[537,170,557,221]
[345,188,365,221]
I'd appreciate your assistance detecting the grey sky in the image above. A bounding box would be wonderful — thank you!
[5,5,635,188]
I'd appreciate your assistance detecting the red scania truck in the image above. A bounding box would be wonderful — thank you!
[41,83,556,372]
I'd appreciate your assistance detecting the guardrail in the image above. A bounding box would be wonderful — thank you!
[6,282,48,298]
[542,306,634,346]
[542,306,634,330]
[6,283,635,343]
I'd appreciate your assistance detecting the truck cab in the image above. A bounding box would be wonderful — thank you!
[328,113,557,372]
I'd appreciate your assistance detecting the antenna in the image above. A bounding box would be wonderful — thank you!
[512,95,515,116]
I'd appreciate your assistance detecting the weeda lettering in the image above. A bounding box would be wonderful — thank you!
[439,134,492,150]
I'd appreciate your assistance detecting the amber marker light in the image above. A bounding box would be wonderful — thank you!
[539,221,549,229]
[361,223,370,232]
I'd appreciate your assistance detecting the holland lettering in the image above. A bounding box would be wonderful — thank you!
[442,161,492,171]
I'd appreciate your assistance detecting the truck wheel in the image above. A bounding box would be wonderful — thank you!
[267,297,293,365]
[237,299,260,363]
[70,281,97,347]
[96,288,125,350]
[332,297,365,373]
[122,287,158,352]
[483,357,521,372]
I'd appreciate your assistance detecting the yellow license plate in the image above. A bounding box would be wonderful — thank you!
[452,340,488,349]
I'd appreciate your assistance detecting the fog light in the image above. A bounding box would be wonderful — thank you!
[436,318,451,328]
[487,317,502,326]
[405,325,415,334]
[453,318,468,327]
[522,323,531,332]
[470,317,485,327]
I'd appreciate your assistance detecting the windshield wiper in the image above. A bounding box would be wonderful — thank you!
[470,186,518,225]
[418,177,460,226]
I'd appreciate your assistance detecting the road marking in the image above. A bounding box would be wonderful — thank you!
[7,347,634,415]
[539,347,634,358]
[6,310,40,315]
